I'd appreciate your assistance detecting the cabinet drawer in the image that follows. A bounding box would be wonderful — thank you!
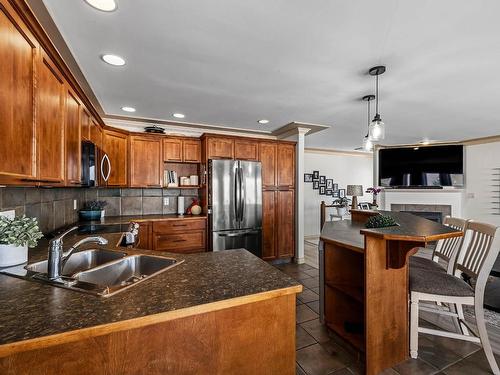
[153,231,205,253]
[153,219,206,232]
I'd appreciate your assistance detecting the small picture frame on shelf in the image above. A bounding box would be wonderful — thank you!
[319,186,326,195]
[326,179,333,189]
[313,171,320,180]
[319,176,326,185]
[333,183,338,191]
[339,189,346,198]
[304,173,313,182]
[332,191,340,198]
[326,189,333,196]
[313,181,319,189]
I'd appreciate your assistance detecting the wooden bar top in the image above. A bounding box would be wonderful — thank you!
[321,210,463,247]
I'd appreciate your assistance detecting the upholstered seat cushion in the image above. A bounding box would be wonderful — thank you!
[409,255,446,273]
[410,268,474,297]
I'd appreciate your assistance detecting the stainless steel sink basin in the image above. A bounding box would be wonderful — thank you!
[25,249,126,276]
[74,255,178,288]
[1,251,182,297]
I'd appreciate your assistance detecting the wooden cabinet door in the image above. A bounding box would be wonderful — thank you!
[0,4,38,184]
[234,140,258,161]
[163,138,182,162]
[89,119,102,149]
[277,190,295,258]
[262,190,277,260]
[36,50,65,185]
[259,142,277,188]
[65,88,81,185]
[81,108,91,141]
[183,139,201,163]
[277,143,295,188]
[130,135,162,187]
[207,137,234,159]
[103,129,128,186]
[136,222,152,250]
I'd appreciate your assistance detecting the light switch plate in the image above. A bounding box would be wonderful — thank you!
[163,197,169,206]
[73,199,77,210]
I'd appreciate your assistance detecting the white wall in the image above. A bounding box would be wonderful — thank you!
[304,150,373,236]
[464,141,500,225]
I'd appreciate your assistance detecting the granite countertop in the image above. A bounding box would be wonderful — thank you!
[0,230,300,349]
[320,211,462,249]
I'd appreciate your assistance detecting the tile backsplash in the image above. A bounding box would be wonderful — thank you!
[0,187,198,234]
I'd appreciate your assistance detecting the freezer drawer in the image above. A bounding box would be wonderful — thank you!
[212,229,262,258]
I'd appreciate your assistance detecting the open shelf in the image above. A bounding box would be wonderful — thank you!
[325,281,363,304]
[325,321,365,352]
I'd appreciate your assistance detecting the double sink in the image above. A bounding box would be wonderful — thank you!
[2,249,183,297]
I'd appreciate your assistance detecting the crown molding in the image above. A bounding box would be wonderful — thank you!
[305,148,373,157]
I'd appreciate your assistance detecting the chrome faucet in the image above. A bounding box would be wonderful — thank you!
[47,226,108,280]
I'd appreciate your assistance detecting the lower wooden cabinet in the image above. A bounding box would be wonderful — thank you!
[262,189,295,260]
[137,218,207,253]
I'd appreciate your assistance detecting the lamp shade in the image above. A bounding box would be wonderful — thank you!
[347,185,363,197]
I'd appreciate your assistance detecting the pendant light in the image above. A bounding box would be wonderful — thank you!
[368,65,386,141]
[362,95,375,151]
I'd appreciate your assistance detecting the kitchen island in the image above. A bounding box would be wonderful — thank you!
[319,210,463,375]
[0,230,301,375]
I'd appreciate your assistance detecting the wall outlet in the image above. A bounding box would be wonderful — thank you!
[73,199,77,210]
[163,197,169,206]
[466,192,475,199]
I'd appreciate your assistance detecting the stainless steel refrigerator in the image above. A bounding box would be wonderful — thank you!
[208,159,262,257]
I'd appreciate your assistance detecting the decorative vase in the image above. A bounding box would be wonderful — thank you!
[372,196,377,207]
[79,210,102,221]
[191,205,202,215]
[0,244,28,267]
[101,210,105,219]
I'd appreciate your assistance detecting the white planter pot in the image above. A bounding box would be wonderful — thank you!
[0,244,28,267]
[336,207,347,217]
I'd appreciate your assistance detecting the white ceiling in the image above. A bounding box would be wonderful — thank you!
[42,0,500,149]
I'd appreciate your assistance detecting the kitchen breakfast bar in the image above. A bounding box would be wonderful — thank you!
[319,210,463,375]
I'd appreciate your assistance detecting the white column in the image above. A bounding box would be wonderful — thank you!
[295,127,310,264]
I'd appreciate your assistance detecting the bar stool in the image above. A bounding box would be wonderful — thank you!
[409,216,468,274]
[409,221,500,375]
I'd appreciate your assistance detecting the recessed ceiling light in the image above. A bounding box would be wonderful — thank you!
[258,119,269,124]
[101,54,126,66]
[84,0,117,12]
[173,113,185,119]
[121,106,136,113]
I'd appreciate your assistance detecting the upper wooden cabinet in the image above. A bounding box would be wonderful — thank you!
[163,138,182,162]
[130,135,162,187]
[89,119,102,149]
[183,139,201,163]
[65,89,82,185]
[259,142,277,188]
[0,4,38,184]
[36,50,65,185]
[81,108,91,141]
[277,143,295,188]
[235,140,259,161]
[102,129,128,187]
[207,137,234,159]
[163,138,201,163]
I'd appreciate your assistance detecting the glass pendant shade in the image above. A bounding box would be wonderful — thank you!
[363,136,373,151]
[368,114,385,141]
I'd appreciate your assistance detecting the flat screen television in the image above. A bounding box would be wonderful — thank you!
[378,145,464,188]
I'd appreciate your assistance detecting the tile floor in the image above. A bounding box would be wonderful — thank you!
[273,262,500,375]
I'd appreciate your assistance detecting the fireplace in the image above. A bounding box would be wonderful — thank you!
[391,204,452,223]
[401,210,443,223]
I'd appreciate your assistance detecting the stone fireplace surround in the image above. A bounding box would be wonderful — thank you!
[391,203,452,223]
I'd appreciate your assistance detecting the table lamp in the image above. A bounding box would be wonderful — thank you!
[347,185,363,210]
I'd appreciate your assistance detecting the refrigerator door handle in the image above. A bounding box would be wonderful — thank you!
[238,167,245,222]
[218,230,260,237]
[234,165,240,223]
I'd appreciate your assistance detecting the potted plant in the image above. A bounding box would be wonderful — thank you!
[79,200,108,221]
[333,197,349,217]
[366,187,382,207]
[0,215,43,267]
